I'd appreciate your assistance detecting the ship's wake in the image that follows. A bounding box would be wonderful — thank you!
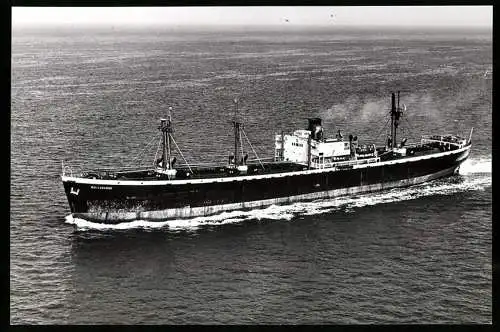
[66,158,491,231]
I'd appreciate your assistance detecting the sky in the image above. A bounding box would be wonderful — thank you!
[12,6,492,27]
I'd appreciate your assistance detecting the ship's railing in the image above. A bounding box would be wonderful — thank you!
[61,157,278,178]
[61,160,154,178]
[310,157,380,170]
[61,161,73,177]
[188,157,275,168]
[421,135,466,148]
[93,166,154,173]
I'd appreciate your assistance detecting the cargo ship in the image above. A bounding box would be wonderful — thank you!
[62,92,472,224]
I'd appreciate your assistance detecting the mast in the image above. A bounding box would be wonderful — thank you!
[395,91,400,148]
[159,107,174,170]
[307,136,312,169]
[160,119,167,169]
[233,98,241,166]
[390,91,403,150]
[390,92,395,149]
[281,130,285,161]
[167,107,173,170]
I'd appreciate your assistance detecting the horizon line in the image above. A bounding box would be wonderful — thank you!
[12,22,493,28]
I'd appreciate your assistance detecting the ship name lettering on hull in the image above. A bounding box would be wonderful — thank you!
[91,185,113,190]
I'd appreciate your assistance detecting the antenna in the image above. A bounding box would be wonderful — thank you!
[233,97,238,122]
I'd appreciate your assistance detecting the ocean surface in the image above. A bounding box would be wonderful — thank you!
[11,25,492,324]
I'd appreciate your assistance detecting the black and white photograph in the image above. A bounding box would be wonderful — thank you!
[11,5,492,324]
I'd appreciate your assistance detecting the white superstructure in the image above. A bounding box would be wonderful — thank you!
[274,118,369,167]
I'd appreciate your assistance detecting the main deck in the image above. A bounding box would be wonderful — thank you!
[63,139,462,183]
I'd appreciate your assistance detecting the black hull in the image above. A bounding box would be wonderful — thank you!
[62,147,470,224]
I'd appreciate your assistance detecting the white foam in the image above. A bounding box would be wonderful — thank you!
[65,214,171,230]
[459,158,491,175]
[66,158,491,231]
